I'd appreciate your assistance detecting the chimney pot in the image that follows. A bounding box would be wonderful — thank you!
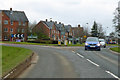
[10,8,12,11]
[46,19,48,22]
[78,24,80,27]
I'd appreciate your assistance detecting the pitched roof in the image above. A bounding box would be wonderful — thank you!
[64,25,72,32]
[55,23,64,31]
[1,10,28,22]
[42,21,55,29]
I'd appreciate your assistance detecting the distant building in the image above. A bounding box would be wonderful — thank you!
[64,25,73,39]
[0,8,29,41]
[32,20,74,41]
[72,25,84,38]
[32,19,60,41]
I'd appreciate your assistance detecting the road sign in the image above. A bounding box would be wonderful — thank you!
[58,39,61,46]
[14,34,17,37]
[84,35,86,38]
[17,34,20,38]
[64,40,68,46]
[11,34,14,38]
[21,34,24,38]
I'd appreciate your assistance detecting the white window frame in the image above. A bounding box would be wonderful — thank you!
[4,28,8,32]
[18,28,20,32]
[22,29,24,33]
[19,22,21,25]
[4,35,8,40]
[4,20,8,24]
[11,21,13,25]
[10,28,13,32]
[23,22,26,26]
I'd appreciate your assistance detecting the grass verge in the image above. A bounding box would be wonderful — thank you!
[2,41,84,47]
[110,47,120,53]
[2,45,32,75]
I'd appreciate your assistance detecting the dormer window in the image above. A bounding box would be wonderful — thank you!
[23,22,26,26]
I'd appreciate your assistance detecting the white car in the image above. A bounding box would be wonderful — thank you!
[99,39,106,48]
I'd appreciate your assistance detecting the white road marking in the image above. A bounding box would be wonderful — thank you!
[72,51,75,53]
[3,73,10,79]
[77,53,84,58]
[86,59,99,67]
[105,71,120,79]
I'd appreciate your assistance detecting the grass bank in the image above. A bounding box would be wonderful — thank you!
[110,47,120,53]
[2,46,32,75]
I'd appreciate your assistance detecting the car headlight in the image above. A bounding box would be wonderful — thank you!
[97,43,100,46]
[85,43,89,45]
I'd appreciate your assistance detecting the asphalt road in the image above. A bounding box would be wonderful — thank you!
[2,44,119,79]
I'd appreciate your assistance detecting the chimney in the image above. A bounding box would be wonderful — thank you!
[78,24,80,28]
[50,20,52,22]
[45,19,48,22]
[55,21,57,24]
[10,8,12,11]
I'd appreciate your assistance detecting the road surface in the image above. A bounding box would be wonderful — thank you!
[2,44,119,79]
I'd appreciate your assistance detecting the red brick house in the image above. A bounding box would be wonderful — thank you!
[0,8,29,41]
[64,25,73,39]
[32,20,60,41]
[72,25,84,38]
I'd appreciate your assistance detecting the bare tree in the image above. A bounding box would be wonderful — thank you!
[97,23,105,38]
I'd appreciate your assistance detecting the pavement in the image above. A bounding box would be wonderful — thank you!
[2,44,120,79]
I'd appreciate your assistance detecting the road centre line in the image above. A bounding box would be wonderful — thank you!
[86,59,99,67]
[76,53,84,58]
[105,71,120,80]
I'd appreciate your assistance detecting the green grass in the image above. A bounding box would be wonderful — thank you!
[2,41,85,47]
[2,46,32,75]
[107,44,119,46]
[110,47,120,53]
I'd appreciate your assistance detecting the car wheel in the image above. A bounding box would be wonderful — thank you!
[98,48,101,51]
[104,46,106,48]
[85,48,87,50]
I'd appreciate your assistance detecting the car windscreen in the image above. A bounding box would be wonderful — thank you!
[99,39,105,42]
[86,37,99,42]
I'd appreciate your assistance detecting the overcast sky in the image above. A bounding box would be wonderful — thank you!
[0,0,119,35]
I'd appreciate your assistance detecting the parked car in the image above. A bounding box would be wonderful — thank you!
[109,40,116,44]
[85,37,101,51]
[99,39,106,48]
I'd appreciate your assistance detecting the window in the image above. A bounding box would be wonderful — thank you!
[52,30,54,33]
[4,28,8,32]
[23,22,26,26]
[4,20,8,24]
[10,28,13,32]
[19,22,21,25]
[18,28,20,32]
[4,35,8,40]
[22,29,24,33]
[11,21,13,25]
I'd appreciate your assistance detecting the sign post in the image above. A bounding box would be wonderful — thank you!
[58,39,61,46]
[64,40,68,46]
